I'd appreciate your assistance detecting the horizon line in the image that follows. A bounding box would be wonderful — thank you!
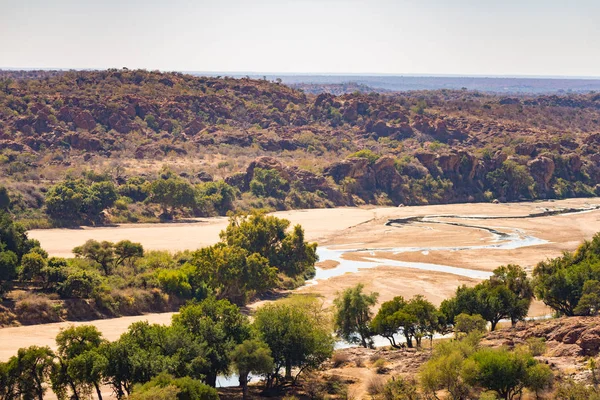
[1,67,600,81]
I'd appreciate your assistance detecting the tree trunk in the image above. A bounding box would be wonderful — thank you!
[239,373,248,400]
[207,372,217,388]
[491,320,498,331]
[94,382,103,400]
[405,333,413,348]
[285,359,292,380]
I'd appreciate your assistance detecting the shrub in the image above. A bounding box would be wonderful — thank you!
[331,352,350,368]
[57,269,104,299]
[381,376,421,400]
[367,376,385,396]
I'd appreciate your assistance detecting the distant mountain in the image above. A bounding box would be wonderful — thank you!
[191,73,600,94]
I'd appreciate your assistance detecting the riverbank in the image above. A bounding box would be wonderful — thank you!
[2,198,598,362]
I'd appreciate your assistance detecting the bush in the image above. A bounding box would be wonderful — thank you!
[382,376,421,400]
[367,376,385,396]
[331,352,350,368]
[372,358,388,374]
[156,268,192,298]
[57,269,104,299]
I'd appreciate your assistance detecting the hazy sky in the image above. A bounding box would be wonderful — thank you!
[1,0,599,77]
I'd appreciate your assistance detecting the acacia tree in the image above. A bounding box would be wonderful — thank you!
[333,283,378,348]
[73,239,144,275]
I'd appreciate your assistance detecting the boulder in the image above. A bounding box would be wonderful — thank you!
[73,111,96,130]
[528,156,555,193]
[415,152,437,171]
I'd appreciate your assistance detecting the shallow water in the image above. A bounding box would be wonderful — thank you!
[311,227,547,283]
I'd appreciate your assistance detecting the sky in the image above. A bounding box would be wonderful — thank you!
[1,0,600,77]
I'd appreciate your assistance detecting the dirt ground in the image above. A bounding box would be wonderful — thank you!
[3,198,598,366]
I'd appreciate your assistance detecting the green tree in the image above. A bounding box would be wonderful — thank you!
[53,325,107,400]
[196,180,236,215]
[454,313,487,337]
[574,279,600,315]
[333,283,378,348]
[19,251,48,282]
[148,176,196,218]
[172,297,249,387]
[0,185,10,211]
[533,233,600,316]
[490,264,533,326]
[463,347,542,400]
[254,298,334,384]
[486,160,534,201]
[371,296,408,348]
[131,373,218,400]
[249,168,288,198]
[5,346,56,400]
[73,239,143,275]
[404,295,440,348]
[231,339,274,400]
[220,212,318,279]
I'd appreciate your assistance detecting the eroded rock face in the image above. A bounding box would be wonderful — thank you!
[528,156,555,193]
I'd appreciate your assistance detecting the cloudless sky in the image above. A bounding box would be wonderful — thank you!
[1,0,599,77]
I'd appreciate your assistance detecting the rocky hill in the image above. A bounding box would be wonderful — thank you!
[1,69,600,225]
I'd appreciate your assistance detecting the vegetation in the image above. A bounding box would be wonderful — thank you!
[1,70,600,228]
[534,232,600,316]
[0,210,318,325]
[441,264,533,330]
[333,283,379,348]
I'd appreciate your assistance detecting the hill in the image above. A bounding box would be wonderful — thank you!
[1,69,600,226]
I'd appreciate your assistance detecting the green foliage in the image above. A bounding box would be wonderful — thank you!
[381,376,421,400]
[442,264,533,330]
[196,180,236,215]
[45,178,118,224]
[220,211,318,279]
[231,339,274,399]
[371,295,441,349]
[19,251,47,282]
[486,160,534,201]
[132,373,219,400]
[250,168,289,199]
[148,175,196,218]
[254,297,334,383]
[533,233,600,316]
[57,268,104,298]
[172,297,249,387]
[156,268,193,298]
[463,347,551,400]
[348,149,380,164]
[73,239,143,275]
[53,325,108,399]
[454,313,487,337]
[334,283,378,348]
[2,345,55,400]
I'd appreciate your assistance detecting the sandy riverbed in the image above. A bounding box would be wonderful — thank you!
[2,198,598,363]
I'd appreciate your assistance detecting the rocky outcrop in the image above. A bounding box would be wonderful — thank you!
[528,156,555,193]
[483,316,600,357]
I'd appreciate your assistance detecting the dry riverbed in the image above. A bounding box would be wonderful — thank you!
[2,198,599,363]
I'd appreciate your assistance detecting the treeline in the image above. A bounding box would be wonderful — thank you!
[332,264,534,353]
[0,210,317,324]
[334,231,600,352]
[0,295,334,400]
